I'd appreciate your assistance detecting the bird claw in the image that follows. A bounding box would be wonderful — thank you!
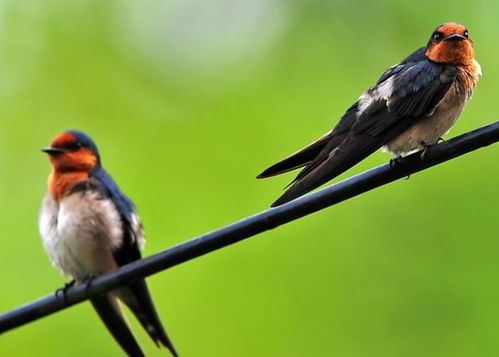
[390,156,410,179]
[420,140,434,160]
[389,156,402,168]
[55,280,76,305]
[81,275,95,292]
[55,276,95,304]
[389,155,411,180]
[437,137,445,144]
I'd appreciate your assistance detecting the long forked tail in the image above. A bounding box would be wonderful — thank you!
[270,134,383,206]
[257,131,332,178]
[91,294,145,357]
[118,281,179,357]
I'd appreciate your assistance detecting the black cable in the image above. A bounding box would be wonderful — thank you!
[1,121,498,334]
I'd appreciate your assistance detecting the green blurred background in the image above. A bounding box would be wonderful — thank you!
[1,0,498,356]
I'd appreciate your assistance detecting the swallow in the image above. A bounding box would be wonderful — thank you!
[39,130,178,357]
[258,22,481,207]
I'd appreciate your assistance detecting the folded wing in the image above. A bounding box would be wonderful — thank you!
[258,48,457,206]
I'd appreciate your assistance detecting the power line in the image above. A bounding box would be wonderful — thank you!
[1,121,499,334]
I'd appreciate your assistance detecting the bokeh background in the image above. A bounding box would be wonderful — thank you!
[1,0,498,356]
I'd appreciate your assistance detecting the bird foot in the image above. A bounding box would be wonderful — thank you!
[389,156,402,168]
[81,275,95,292]
[390,156,410,179]
[55,280,76,305]
[420,140,434,159]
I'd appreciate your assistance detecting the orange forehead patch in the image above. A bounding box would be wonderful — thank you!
[436,22,467,36]
[48,147,97,172]
[426,22,474,65]
[51,131,77,148]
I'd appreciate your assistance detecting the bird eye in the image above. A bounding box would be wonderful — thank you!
[463,30,469,39]
[67,142,83,151]
[432,32,443,41]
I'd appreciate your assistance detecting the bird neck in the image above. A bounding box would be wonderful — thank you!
[456,59,481,98]
[48,170,90,201]
[425,40,475,66]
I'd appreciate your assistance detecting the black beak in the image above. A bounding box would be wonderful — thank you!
[41,146,66,155]
[444,34,466,42]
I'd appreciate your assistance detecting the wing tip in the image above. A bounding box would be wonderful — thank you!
[256,165,289,179]
[270,190,300,207]
[154,327,179,357]
[166,343,180,357]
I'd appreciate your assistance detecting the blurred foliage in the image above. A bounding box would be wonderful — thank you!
[1,0,499,356]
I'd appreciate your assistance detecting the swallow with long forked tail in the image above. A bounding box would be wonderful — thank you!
[39,130,178,356]
[258,22,481,207]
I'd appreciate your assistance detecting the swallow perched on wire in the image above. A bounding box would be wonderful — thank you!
[39,130,178,357]
[258,22,481,207]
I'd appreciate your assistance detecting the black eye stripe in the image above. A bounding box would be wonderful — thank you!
[432,31,443,41]
[431,29,469,41]
[56,141,83,151]
[69,142,83,151]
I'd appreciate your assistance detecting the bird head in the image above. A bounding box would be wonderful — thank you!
[42,130,101,172]
[425,22,474,65]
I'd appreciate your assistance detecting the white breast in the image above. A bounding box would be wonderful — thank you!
[384,93,468,157]
[39,191,124,281]
[384,60,481,157]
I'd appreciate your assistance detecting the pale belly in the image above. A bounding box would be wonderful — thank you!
[384,91,469,157]
[39,192,123,281]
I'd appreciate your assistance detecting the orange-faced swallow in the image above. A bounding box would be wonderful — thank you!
[39,130,178,357]
[258,22,481,207]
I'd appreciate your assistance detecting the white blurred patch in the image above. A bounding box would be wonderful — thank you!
[114,0,289,76]
[0,1,45,100]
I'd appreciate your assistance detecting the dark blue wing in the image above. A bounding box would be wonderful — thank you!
[374,47,427,86]
[89,167,178,355]
[353,57,457,136]
[91,167,136,227]
[88,167,142,263]
[269,51,458,206]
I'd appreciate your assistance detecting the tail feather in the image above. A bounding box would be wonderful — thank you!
[257,131,333,178]
[271,135,381,207]
[118,281,179,357]
[91,294,145,357]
